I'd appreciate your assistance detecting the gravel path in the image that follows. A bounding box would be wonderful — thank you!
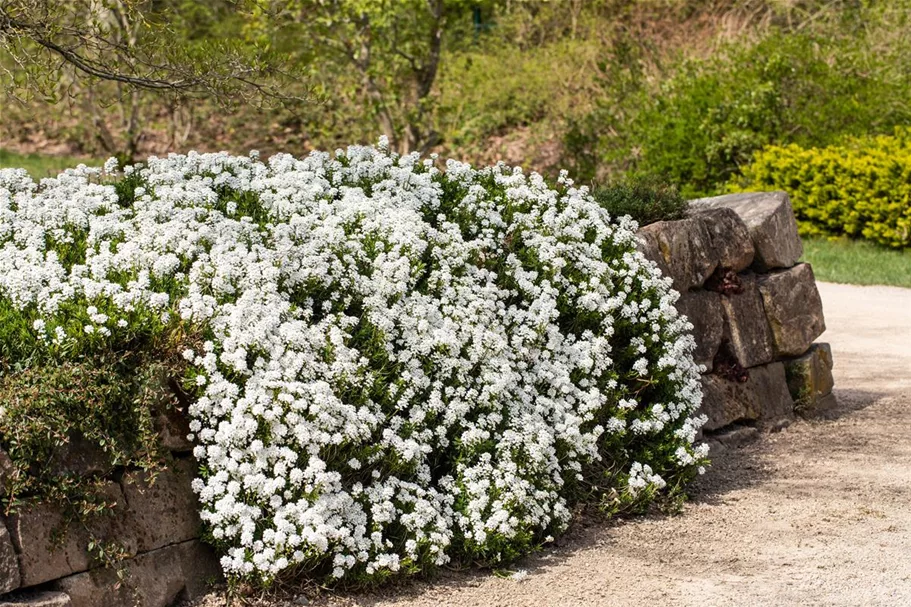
[194,281,911,607]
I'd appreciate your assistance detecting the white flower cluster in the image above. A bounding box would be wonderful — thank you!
[0,144,706,582]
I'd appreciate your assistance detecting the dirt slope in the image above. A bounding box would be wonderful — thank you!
[194,281,911,607]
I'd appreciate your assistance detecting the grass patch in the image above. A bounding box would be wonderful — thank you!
[0,149,97,178]
[801,237,911,289]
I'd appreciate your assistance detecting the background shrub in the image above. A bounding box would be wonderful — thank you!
[733,129,911,248]
[594,177,688,227]
[595,27,911,198]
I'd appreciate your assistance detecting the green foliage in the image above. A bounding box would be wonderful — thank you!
[733,130,911,248]
[594,177,688,227]
[435,31,606,155]
[0,346,186,509]
[600,25,911,197]
[8,1,911,196]
[0,150,708,585]
[800,237,911,288]
[247,0,485,153]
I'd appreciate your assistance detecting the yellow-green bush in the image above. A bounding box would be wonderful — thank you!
[732,129,911,248]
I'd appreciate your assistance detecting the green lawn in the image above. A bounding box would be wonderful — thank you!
[802,236,911,288]
[0,149,97,178]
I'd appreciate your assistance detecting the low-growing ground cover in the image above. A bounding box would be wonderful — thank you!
[0,143,707,587]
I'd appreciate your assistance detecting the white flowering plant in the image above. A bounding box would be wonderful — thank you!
[0,141,706,584]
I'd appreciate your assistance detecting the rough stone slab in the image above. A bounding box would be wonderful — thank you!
[0,521,20,594]
[635,229,672,279]
[690,207,755,272]
[48,434,111,478]
[700,375,756,432]
[815,392,839,415]
[153,406,194,453]
[637,217,717,291]
[719,273,775,368]
[674,290,724,371]
[53,540,221,607]
[757,263,826,357]
[0,591,71,606]
[784,342,836,415]
[149,374,194,453]
[120,458,202,554]
[699,362,795,432]
[690,191,802,271]
[8,483,134,588]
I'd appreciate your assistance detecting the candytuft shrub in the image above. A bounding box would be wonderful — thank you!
[0,143,707,584]
[733,129,911,248]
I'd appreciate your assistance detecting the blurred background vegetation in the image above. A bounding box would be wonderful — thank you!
[2,0,910,282]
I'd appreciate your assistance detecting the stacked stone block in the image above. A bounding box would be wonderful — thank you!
[0,413,220,607]
[639,191,836,437]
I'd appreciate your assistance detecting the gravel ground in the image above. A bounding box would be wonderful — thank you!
[191,281,911,607]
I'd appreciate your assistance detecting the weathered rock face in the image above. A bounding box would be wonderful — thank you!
[719,274,775,369]
[8,482,133,588]
[48,434,111,478]
[0,591,71,606]
[5,456,203,594]
[700,374,752,431]
[699,362,795,432]
[757,263,826,357]
[120,458,202,554]
[153,406,194,453]
[690,207,755,272]
[52,540,221,607]
[675,290,724,370]
[0,525,20,595]
[635,228,671,278]
[784,343,837,415]
[640,192,836,440]
[151,375,194,454]
[690,191,802,271]
[637,217,717,291]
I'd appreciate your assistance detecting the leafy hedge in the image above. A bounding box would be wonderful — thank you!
[0,145,707,585]
[733,129,911,249]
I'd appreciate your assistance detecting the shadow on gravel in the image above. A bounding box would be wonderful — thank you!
[692,386,887,504]
[817,387,889,421]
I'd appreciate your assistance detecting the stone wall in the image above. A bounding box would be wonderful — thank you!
[0,190,834,607]
[637,191,836,445]
[0,442,220,606]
